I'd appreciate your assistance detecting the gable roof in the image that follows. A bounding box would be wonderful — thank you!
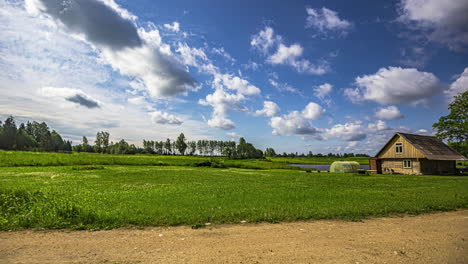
[375,133,468,161]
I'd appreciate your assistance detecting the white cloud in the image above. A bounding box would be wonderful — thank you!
[27,0,196,98]
[416,129,429,134]
[302,102,325,120]
[398,0,468,51]
[343,88,362,104]
[269,102,325,136]
[270,111,319,136]
[250,26,280,54]
[375,106,404,120]
[445,67,468,102]
[305,7,352,35]
[367,120,390,132]
[349,67,444,105]
[325,121,367,141]
[163,21,180,32]
[150,111,183,125]
[213,73,261,96]
[255,101,280,117]
[252,26,329,75]
[267,43,303,64]
[313,83,333,99]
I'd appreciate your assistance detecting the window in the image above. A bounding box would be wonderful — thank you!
[403,160,412,168]
[395,143,403,153]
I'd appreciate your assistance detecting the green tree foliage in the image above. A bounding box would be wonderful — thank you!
[0,116,71,152]
[433,91,468,156]
[175,133,187,155]
[265,148,276,157]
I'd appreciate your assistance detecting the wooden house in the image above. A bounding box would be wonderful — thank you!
[369,133,467,175]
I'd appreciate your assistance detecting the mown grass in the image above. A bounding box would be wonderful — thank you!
[1,165,467,230]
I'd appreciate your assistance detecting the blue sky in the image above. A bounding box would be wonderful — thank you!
[0,0,467,154]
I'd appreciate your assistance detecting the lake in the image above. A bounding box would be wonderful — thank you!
[288,164,370,170]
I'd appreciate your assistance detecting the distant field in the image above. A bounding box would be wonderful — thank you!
[269,156,370,165]
[0,151,369,169]
[1,165,467,230]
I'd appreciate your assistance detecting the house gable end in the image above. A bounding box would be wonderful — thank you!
[375,133,426,159]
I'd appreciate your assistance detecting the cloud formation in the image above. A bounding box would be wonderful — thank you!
[255,101,280,117]
[398,0,468,51]
[305,7,352,36]
[150,111,183,125]
[375,106,404,120]
[269,102,325,136]
[163,21,180,32]
[445,67,468,102]
[345,67,444,105]
[27,0,195,98]
[251,27,329,75]
[40,87,101,108]
[313,83,333,99]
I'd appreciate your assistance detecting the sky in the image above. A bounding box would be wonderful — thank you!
[0,0,467,155]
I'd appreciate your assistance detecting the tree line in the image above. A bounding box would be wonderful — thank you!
[1,116,372,158]
[0,117,72,152]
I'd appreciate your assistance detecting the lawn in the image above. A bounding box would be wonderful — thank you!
[1,165,467,230]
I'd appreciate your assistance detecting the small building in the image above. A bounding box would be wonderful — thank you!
[369,133,467,175]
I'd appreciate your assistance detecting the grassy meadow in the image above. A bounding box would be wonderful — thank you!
[0,151,467,230]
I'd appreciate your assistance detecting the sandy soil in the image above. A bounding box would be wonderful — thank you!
[1,210,467,264]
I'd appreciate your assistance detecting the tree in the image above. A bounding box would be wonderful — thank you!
[433,91,468,156]
[175,133,187,155]
[164,138,172,155]
[0,116,17,150]
[265,147,276,157]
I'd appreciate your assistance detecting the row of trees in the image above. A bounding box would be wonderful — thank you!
[0,117,72,152]
[274,151,369,158]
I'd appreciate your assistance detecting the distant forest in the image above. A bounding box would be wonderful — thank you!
[0,116,369,158]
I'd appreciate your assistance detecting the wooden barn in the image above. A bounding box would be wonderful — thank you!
[369,133,467,175]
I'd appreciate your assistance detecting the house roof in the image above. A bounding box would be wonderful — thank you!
[375,133,468,161]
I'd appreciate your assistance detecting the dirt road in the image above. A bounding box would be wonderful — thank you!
[1,210,467,264]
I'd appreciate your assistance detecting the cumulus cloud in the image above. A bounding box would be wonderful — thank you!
[313,83,333,99]
[150,111,183,125]
[40,87,101,108]
[251,26,329,75]
[398,0,468,51]
[267,43,302,64]
[270,111,319,136]
[269,102,325,136]
[445,67,468,102]
[255,101,280,117]
[375,106,404,120]
[325,121,367,141]
[27,0,195,98]
[347,67,444,105]
[163,21,180,32]
[305,7,352,36]
[367,120,390,132]
[302,102,325,120]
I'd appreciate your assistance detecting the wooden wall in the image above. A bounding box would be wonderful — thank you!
[378,135,425,159]
[381,159,421,175]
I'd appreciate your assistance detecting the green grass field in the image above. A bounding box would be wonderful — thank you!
[1,166,467,230]
[1,151,467,231]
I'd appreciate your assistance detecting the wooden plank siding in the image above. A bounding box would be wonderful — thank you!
[378,134,425,159]
[381,159,422,175]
